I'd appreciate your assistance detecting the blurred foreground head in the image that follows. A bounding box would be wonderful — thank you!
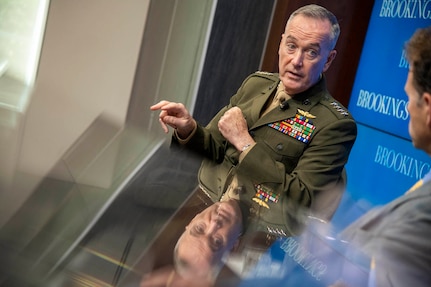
[404,26,431,154]
[174,200,243,284]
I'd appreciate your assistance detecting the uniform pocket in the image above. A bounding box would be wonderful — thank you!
[257,126,307,173]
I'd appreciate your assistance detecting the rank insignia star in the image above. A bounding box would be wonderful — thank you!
[255,71,274,76]
[330,102,349,116]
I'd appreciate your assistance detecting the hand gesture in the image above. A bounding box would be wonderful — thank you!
[150,100,196,139]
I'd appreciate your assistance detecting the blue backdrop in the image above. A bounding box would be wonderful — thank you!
[346,0,431,206]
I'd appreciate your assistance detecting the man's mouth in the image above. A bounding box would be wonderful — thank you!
[287,70,302,79]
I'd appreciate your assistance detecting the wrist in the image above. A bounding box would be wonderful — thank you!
[175,121,197,143]
[239,142,255,162]
[241,143,252,152]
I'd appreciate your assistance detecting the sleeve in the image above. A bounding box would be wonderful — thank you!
[371,200,431,287]
[173,73,257,162]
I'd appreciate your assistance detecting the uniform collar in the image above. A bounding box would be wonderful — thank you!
[251,75,328,128]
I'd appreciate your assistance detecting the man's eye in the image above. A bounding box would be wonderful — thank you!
[306,49,318,59]
[194,224,205,234]
[285,43,296,52]
[210,236,224,251]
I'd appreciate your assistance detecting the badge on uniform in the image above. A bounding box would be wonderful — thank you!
[268,109,316,143]
[330,101,349,116]
[252,183,279,209]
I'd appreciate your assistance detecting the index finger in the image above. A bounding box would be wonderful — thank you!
[150,100,171,111]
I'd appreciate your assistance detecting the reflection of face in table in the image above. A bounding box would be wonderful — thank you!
[130,188,247,287]
[174,199,243,282]
[120,185,283,287]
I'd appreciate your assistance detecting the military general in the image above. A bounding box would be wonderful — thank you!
[151,4,357,239]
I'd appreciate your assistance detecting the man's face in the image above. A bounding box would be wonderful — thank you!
[278,14,336,95]
[405,70,430,152]
[176,200,242,280]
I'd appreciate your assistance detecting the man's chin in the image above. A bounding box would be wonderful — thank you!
[221,200,239,216]
[281,79,305,93]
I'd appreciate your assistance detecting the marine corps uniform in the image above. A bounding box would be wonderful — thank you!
[173,71,357,238]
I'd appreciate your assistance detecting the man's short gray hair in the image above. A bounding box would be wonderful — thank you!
[286,4,340,50]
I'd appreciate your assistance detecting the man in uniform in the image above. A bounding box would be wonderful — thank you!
[151,4,357,239]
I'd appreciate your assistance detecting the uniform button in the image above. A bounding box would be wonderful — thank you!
[249,131,255,137]
[276,143,283,151]
[303,99,311,105]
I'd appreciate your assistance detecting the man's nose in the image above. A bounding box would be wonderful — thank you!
[291,50,304,67]
[208,217,222,233]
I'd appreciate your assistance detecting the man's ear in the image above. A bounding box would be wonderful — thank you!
[278,34,285,57]
[323,49,337,72]
[424,92,431,128]
[231,236,242,252]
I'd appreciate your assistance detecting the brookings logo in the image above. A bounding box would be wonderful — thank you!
[355,89,409,121]
[279,237,327,281]
[379,0,431,19]
[375,144,431,179]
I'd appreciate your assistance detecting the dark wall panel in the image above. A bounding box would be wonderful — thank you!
[193,0,275,125]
